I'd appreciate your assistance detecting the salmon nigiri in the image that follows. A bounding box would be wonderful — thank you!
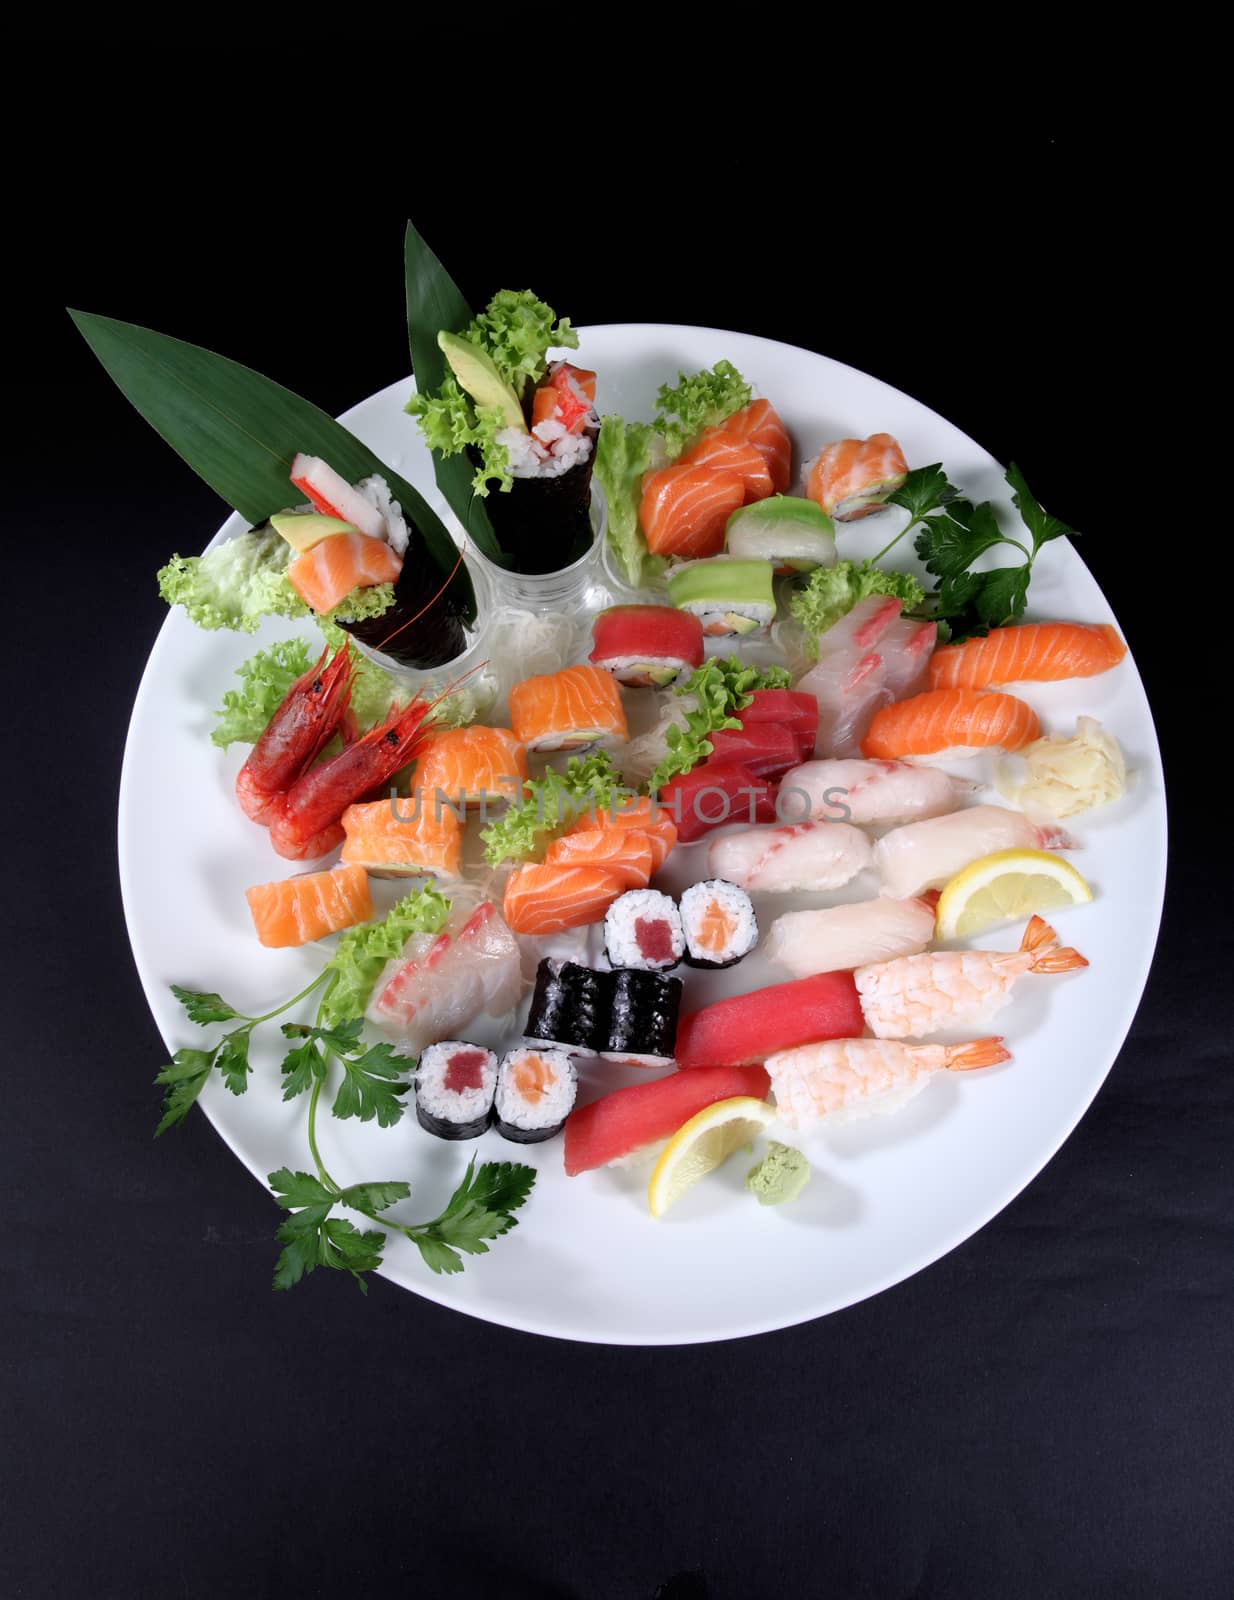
[286,532,402,615]
[414,726,528,807]
[565,797,678,870]
[929,622,1127,689]
[503,863,627,935]
[340,800,462,880]
[805,433,908,520]
[639,464,746,559]
[677,435,775,504]
[245,863,373,948]
[704,400,792,493]
[544,828,655,889]
[862,687,1040,759]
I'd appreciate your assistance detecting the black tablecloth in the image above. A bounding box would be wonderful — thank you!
[7,118,1228,1598]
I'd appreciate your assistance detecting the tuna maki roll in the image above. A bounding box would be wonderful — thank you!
[667,557,776,638]
[680,880,759,969]
[414,1041,498,1139]
[525,960,614,1055]
[494,1047,577,1143]
[604,890,685,972]
[601,970,683,1067]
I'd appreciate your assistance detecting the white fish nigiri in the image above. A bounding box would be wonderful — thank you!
[367,899,521,1054]
[795,596,936,758]
[780,758,976,827]
[707,821,873,893]
[764,896,937,978]
[875,805,1072,900]
[767,1035,1011,1128]
[855,915,1087,1040]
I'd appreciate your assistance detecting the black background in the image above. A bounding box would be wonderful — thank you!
[6,103,1229,1598]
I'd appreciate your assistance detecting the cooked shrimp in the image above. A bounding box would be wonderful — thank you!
[767,1036,1011,1128]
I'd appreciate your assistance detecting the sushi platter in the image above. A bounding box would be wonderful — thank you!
[110,284,1166,1342]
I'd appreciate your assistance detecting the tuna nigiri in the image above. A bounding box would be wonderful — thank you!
[413,726,528,808]
[767,1036,1011,1128]
[640,464,746,560]
[543,828,655,889]
[764,897,938,979]
[286,532,402,615]
[509,665,628,753]
[796,596,936,758]
[862,687,1040,760]
[245,863,373,949]
[339,800,462,880]
[929,622,1128,689]
[367,900,521,1053]
[707,821,874,893]
[703,400,792,493]
[563,1063,773,1175]
[676,972,865,1069]
[804,433,908,520]
[503,863,627,936]
[677,435,775,504]
[875,805,1071,900]
[780,759,976,826]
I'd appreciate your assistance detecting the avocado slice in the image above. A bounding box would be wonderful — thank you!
[270,511,358,553]
[437,331,525,431]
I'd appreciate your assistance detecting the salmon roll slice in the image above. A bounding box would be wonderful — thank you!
[677,435,775,504]
[544,828,655,889]
[929,622,1127,689]
[805,433,908,521]
[245,863,373,948]
[707,399,793,493]
[640,464,746,560]
[503,863,627,935]
[862,687,1040,759]
[414,726,528,808]
[509,664,628,753]
[286,532,402,615]
[565,797,678,871]
[339,800,462,880]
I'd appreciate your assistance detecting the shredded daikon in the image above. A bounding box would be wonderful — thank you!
[996,716,1127,819]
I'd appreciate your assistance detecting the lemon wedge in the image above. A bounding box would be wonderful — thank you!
[647,1096,777,1219]
[935,848,1092,940]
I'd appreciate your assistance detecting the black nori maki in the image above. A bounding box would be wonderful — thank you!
[338,545,474,669]
[525,960,613,1054]
[494,1047,577,1144]
[466,434,597,576]
[601,970,683,1067]
[414,1042,497,1139]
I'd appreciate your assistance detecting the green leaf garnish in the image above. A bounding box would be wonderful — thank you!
[646,657,791,794]
[788,561,927,658]
[481,752,626,866]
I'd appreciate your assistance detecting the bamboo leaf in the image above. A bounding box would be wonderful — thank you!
[403,220,504,563]
[70,309,476,621]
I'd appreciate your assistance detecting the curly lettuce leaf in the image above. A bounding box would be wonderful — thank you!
[211,638,315,750]
[789,561,926,659]
[647,657,791,794]
[481,752,624,866]
[321,888,451,1027]
[158,526,305,633]
[467,289,577,397]
[656,360,752,459]
[406,374,511,495]
[595,416,661,587]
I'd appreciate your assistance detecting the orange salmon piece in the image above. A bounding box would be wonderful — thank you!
[414,726,528,806]
[805,433,908,520]
[929,623,1127,689]
[639,465,746,559]
[703,399,792,493]
[678,435,774,504]
[286,532,402,615]
[245,863,373,948]
[339,800,462,879]
[503,863,626,935]
[862,688,1040,759]
[544,828,654,888]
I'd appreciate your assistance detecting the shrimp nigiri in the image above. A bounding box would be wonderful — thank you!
[876,805,1071,900]
[856,916,1087,1039]
[768,1035,1011,1127]
[780,758,977,827]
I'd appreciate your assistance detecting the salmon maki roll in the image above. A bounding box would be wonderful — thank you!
[805,433,908,521]
[245,863,373,948]
[286,532,403,615]
[929,622,1127,689]
[565,797,677,870]
[503,863,627,935]
[677,435,775,504]
[705,400,792,493]
[339,800,462,880]
[544,828,655,889]
[509,665,628,753]
[640,464,746,560]
[862,687,1040,759]
[413,726,528,808]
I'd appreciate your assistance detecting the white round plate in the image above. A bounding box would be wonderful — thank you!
[119,326,1166,1344]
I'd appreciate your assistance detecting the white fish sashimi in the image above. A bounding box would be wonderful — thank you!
[764,897,937,978]
[794,597,935,758]
[875,805,1071,899]
[367,900,521,1053]
[707,821,873,893]
[616,694,695,788]
[781,758,976,827]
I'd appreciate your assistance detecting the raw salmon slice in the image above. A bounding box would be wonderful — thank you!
[677,436,775,504]
[286,532,402,615]
[544,828,655,889]
[929,622,1127,689]
[503,863,627,935]
[639,464,746,559]
[414,726,528,806]
[509,665,628,752]
[705,400,792,493]
[339,800,462,880]
[245,863,373,948]
[862,687,1040,758]
[805,433,908,520]
[565,797,677,870]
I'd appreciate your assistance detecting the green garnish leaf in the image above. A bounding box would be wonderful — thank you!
[211,638,315,749]
[1006,461,1076,554]
[886,463,962,523]
[278,1037,326,1102]
[339,1181,412,1214]
[171,984,240,1025]
[655,360,752,459]
[153,1048,217,1137]
[215,1029,252,1096]
[647,657,792,793]
[788,561,927,658]
[407,1158,536,1276]
[269,1169,386,1294]
[595,416,661,588]
[469,289,577,396]
[332,1042,414,1129]
[319,888,450,1027]
[481,752,625,866]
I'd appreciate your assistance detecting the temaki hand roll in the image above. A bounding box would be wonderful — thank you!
[495,1048,577,1144]
[415,1042,498,1139]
